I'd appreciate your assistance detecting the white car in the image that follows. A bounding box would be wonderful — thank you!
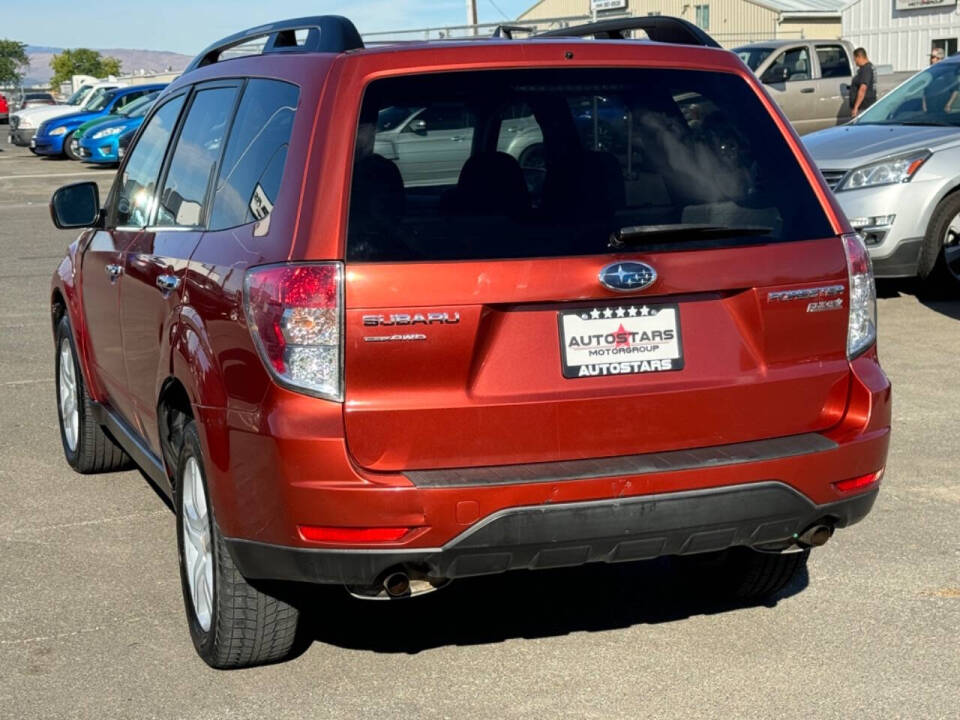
[8,83,122,149]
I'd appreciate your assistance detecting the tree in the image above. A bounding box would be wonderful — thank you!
[0,39,29,87]
[49,49,122,89]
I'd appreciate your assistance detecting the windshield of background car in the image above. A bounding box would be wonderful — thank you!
[86,89,118,112]
[81,88,112,111]
[65,86,90,105]
[118,93,158,118]
[734,47,774,72]
[346,68,834,262]
[857,61,960,126]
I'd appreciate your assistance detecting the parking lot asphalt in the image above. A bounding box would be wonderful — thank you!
[0,142,958,719]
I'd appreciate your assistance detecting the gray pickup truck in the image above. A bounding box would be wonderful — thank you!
[734,40,913,134]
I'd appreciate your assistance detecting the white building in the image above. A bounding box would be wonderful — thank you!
[842,0,960,71]
[517,0,959,70]
[518,0,847,46]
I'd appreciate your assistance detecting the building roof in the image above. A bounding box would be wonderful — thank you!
[518,0,847,22]
[749,0,848,12]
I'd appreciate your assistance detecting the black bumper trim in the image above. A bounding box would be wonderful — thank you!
[226,482,878,586]
[871,237,922,279]
[405,433,837,488]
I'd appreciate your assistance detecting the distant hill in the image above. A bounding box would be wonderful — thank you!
[23,45,191,86]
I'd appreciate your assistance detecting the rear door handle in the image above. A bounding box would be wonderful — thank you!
[800,87,816,94]
[105,264,123,281]
[156,274,180,293]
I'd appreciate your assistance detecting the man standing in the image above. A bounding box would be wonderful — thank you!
[930,47,944,65]
[850,48,876,118]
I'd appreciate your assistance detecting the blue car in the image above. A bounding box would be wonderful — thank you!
[32,84,165,158]
[75,91,160,164]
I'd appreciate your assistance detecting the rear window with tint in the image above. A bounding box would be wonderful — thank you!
[346,68,833,262]
[209,79,299,230]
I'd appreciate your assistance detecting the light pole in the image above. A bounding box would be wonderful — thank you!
[467,0,478,35]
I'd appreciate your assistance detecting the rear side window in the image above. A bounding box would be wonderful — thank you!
[347,68,834,262]
[111,95,186,228]
[155,85,238,227]
[208,79,299,230]
[816,46,851,79]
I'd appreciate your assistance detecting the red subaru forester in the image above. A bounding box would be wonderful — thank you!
[49,16,890,668]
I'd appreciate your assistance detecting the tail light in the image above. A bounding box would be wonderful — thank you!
[298,526,413,543]
[843,233,877,360]
[243,262,343,401]
[833,469,883,493]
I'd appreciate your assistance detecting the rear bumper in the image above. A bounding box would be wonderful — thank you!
[203,350,890,586]
[227,482,879,585]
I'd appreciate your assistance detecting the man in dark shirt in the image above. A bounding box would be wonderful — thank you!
[850,47,877,117]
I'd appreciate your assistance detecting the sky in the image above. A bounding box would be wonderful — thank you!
[5,0,540,54]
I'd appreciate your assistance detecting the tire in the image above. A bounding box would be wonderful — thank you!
[62,131,79,161]
[683,547,810,602]
[55,315,132,474]
[917,191,960,295]
[175,421,299,669]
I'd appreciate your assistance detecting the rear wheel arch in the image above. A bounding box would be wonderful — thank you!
[157,377,195,489]
[166,309,231,505]
[51,288,67,335]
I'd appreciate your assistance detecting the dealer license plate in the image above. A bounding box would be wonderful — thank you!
[558,303,683,379]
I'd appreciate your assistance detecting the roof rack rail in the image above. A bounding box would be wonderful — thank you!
[492,25,535,39]
[535,17,720,48]
[183,15,364,73]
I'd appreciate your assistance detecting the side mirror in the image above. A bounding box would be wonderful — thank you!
[50,181,101,229]
[411,118,428,135]
[762,66,790,84]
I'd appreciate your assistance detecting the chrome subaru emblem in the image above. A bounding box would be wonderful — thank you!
[598,261,657,292]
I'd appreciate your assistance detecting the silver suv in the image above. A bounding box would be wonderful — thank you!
[804,56,960,290]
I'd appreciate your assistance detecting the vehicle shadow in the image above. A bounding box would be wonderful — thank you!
[877,278,960,320]
[288,556,809,656]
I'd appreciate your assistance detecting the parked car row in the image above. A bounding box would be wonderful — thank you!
[7,82,165,166]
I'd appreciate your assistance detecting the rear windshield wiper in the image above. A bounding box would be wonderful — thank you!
[610,224,773,248]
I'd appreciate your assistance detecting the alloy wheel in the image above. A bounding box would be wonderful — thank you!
[944,212,960,282]
[58,339,79,452]
[181,457,214,632]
